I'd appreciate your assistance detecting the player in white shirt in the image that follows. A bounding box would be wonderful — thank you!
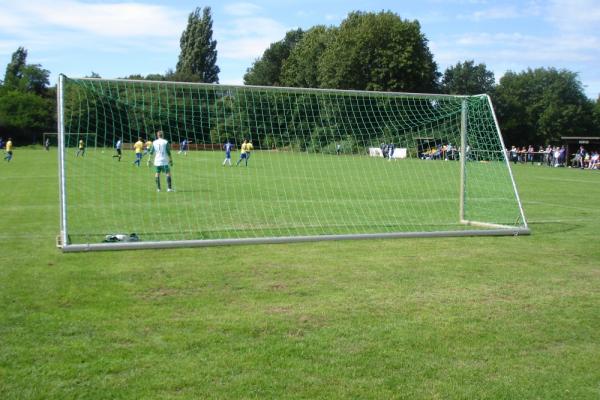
[150,131,174,192]
[112,139,122,161]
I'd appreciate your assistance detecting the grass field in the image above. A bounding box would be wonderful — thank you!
[63,147,523,245]
[1,148,599,399]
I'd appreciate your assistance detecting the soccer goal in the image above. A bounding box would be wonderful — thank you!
[56,75,529,251]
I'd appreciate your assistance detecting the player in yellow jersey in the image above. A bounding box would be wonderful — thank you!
[76,139,85,157]
[143,138,153,166]
[236,138,254,167]
[132,137,144,167]
[4,138,13,162]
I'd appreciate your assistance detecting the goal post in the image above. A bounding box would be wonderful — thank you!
[57,75,529,252]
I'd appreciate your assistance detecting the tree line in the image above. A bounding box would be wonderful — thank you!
[1,8,599,146]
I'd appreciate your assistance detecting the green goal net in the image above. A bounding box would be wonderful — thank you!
[57,75,528,251]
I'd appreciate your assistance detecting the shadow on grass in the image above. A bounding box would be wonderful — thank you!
[527,221,583,235]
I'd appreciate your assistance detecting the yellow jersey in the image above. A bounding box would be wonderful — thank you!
[79,140,84,149]
[241,142,253,154]
[145,140,153,150]
[134,140,144,153]
[6,141,13,152]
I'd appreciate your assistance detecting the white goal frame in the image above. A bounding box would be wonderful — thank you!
[56,75,529,252]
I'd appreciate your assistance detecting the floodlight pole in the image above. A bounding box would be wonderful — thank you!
[57,74,68,247]
[459,99,467,222]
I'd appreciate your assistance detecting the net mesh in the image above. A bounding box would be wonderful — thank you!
[60,77,526,245]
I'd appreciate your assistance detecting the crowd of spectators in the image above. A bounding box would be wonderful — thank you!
[420,143,458,160]
[507,145,599,169]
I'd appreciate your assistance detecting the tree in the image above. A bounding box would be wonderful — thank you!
[441,60,495,95]
[493,68,595,145]
[176,7,219,83]
[3,47,50,95]
[243,29,304,86]
[317,11,439,92]
[280,26,336,88]
[0,47,54,143]
[0,90,55,143]
[3,47,28,89]
[594,96,600,132]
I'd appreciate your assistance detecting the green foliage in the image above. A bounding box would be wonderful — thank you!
[243,29,304,86]
[280,26,336,88]
[317,11,439,92]
[494,68,596,145]
[3,47,50,95]
[0,89,55,141]
[176,7,220,83]
[319,136,361,154]
[594,96,600,129]
[441,60,495,95]
[0,47,54,143]
[3,46,28,88]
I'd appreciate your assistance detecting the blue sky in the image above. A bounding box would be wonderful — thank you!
[1,0,599,98]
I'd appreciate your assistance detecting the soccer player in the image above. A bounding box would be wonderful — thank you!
[76,139,85,157]
[4,138,13,162]
[44,138,50,151]
[150,131,174,192]
[132,137,144,167]
[112,139,122,161]
[236,138,253,167]
[178,138,188,155]
[223,140,233,166]
[143,138,153,166]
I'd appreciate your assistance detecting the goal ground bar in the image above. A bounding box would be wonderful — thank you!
[60,228,531,252]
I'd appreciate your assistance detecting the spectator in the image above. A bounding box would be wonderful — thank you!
[527,145,534,164]
[552,146,560,167]
[574,146,586,169]
[509,146,518,164]
[545,145,552,166]
[589,151,599,170]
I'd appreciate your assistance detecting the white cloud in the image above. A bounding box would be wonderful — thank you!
[216,6,289,61]
[435,31,600,66]
[0,0,186,38]
[547,0,600,32]
[433,30,600,97]
[0,40,22,58]
[458,1,544,21]
[468,6,520,20]
[223,2,262,17]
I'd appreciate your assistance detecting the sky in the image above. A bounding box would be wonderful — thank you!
[1,0,599,98]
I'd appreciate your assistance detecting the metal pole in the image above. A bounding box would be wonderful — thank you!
[73,76,471,100]
[485,95,529,229]
[57,74,68,247]
[61,228,531,252]
[459,99,467,222]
